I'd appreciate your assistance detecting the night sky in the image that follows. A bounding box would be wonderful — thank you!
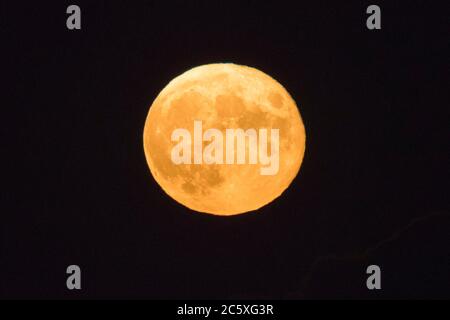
[2,1,448,299]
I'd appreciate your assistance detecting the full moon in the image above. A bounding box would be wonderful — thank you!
[143,63,306,216]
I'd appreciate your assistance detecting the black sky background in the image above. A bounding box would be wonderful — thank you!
[2,1,449,299]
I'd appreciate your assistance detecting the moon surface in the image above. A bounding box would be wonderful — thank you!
[143,63,306,215]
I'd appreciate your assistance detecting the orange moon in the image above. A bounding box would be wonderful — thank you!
[143,63,306,215]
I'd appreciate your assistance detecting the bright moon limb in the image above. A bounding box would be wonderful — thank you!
[143,63,306,216]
